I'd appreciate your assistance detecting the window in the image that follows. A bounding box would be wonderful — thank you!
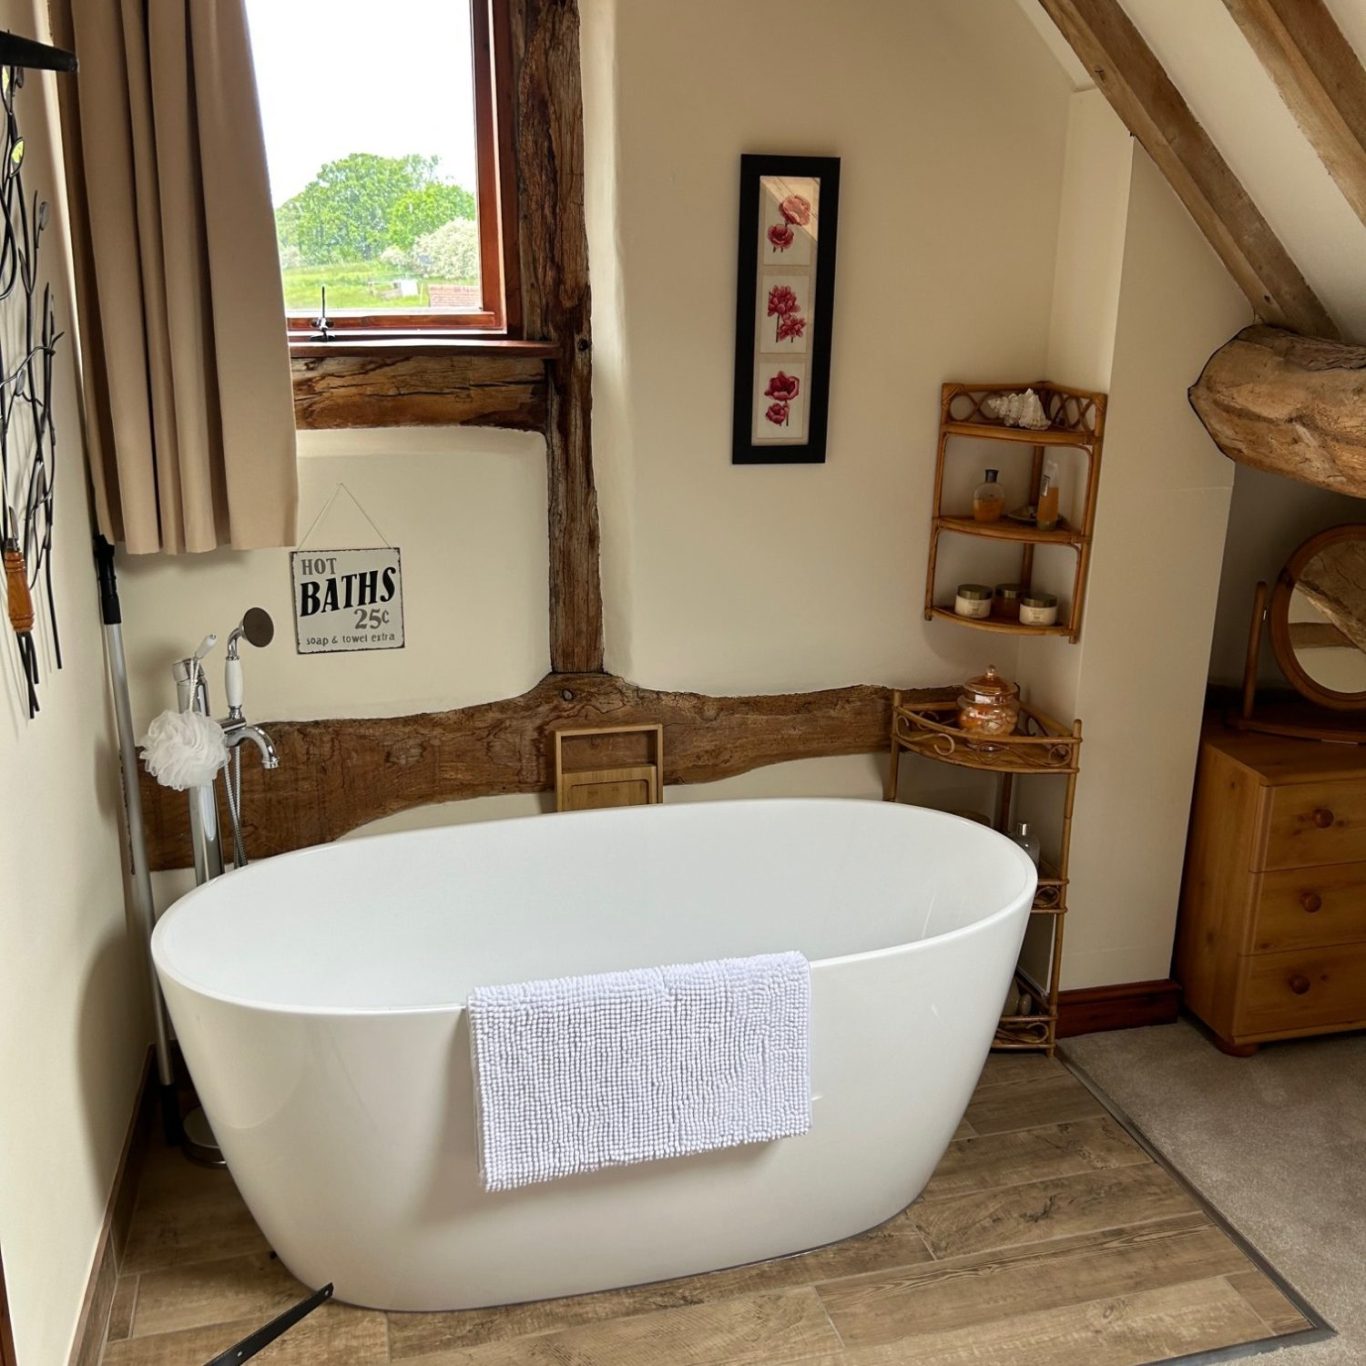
[245,0,517,338]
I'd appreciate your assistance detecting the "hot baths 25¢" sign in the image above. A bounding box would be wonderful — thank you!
[290,547,405,654]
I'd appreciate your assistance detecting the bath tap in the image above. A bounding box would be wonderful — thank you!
[222,718,279,770]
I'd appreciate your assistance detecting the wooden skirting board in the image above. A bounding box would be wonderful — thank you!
[138,673,939,871]
[1056,979,1182,1038]
[67,1051,154,1366]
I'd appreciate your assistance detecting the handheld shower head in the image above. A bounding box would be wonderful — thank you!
[226,608,275,660]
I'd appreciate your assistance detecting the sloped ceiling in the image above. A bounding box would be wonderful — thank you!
[1018,0,1366,343]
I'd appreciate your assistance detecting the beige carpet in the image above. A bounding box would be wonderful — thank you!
[1064,1021,1365,1364]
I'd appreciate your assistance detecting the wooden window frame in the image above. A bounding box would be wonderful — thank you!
[284,0,522,348]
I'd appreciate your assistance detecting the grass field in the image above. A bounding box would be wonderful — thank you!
[280,261,478,311]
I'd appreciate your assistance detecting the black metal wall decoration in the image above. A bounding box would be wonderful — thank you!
[0,50,73,719]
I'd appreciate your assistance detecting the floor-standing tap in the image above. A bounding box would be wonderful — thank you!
[172,635,225,885]
[219,608,279,870]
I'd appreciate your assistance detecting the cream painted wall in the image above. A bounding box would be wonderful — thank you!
[1019,91,1251,990]
[587,0,1074,695]
[0,4,148,1360]
[117,426,550,733]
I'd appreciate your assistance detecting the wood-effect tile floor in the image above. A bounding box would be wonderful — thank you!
[99,1053,1317,1365]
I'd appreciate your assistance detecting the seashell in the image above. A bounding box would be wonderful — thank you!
[984,388,1050,430]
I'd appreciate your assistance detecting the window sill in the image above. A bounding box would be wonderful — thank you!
[288,335,558,360]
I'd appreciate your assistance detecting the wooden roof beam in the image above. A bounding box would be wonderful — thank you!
[1038,0,1340,339]
[1223,0,1366,235]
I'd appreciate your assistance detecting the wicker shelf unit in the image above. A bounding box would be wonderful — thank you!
[883,692,1082,1055]
[924,381,1107,644]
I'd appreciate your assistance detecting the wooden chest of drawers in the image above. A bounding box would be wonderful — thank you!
[1176,724,1366,1055]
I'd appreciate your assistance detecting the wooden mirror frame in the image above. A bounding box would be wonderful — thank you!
[1267,524,1366,713]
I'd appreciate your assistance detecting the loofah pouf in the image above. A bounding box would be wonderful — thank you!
[140,709,228,790]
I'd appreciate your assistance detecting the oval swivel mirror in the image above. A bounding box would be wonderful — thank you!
[1239,524,1366,743]
[1269,526,1366,712]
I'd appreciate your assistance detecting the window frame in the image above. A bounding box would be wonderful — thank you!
[281,0,521,344]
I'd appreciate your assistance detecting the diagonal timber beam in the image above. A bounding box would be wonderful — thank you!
[1222,0,1366,235]
[1038,0,1340,339]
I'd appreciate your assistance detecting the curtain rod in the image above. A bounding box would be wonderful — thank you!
[0,29,77,73]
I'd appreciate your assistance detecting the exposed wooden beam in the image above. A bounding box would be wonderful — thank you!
[137,673,942,870]
[1223,0,1366,233]
[1189,324,1366,495]
[1038,0,1340,339]
[291,352,548,431]
[513,0,605,673]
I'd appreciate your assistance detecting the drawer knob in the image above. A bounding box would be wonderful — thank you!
[1289,974,1311,996]
[1313,807,1335,829]
[1300,891,1323,913]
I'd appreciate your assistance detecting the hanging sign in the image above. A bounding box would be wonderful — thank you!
[290,547,405,654]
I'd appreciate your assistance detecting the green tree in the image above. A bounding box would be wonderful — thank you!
[275,153,473,266]
[389,182,476,250]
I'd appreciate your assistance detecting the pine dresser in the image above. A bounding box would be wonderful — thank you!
[1177,723,1366,1055]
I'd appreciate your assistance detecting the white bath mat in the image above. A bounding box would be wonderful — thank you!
[467,951,812,1192]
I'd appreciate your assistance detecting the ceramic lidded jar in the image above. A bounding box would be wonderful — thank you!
[956,665,1021,738]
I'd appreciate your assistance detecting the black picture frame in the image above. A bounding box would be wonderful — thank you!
[731,154,840,465]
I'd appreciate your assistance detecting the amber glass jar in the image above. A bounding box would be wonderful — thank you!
[956,665,1021,738]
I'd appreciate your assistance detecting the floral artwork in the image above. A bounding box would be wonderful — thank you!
[733,156,839,464]
[763,371,801,426]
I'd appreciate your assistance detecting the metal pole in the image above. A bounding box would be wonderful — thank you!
[94,537,179,1143]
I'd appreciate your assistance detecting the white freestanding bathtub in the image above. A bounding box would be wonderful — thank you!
[152,798,1036,1311]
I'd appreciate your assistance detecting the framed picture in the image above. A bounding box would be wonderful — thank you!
[731,154,840,465]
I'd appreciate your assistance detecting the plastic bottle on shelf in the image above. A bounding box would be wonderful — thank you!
[972,469,1005,523]
[1009,821,1041,867]
[1036,456,1061,531]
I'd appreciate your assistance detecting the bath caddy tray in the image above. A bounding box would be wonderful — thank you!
[884,692,1082,1055]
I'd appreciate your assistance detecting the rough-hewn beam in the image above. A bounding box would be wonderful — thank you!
[513,0,604,672]
[1189,324,1366,494]
[138,673,936,870]
[1223,0,1366,233]
[291,351,548,431]
[1038,0,1339,339]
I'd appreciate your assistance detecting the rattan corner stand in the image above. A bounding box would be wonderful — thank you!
[883,691,1082,1055]
[924,381,1107,644]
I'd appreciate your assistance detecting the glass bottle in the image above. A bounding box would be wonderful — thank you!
[972,468,1005,523]
[1036,456,1061,531]
[1009,821,1041,867]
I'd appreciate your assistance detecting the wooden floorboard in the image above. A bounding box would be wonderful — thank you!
[98,1056,1315,1366]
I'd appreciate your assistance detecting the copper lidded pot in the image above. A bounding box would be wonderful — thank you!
[957,665,1021,739]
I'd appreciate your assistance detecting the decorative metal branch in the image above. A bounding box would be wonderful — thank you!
[0,64,63,718]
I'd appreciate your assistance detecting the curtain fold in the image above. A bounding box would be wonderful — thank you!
[50,0,297,554]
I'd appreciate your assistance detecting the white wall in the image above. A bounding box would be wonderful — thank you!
[1019,91,1251,989]
[0,4,148,1359]
[592,0,1074,695]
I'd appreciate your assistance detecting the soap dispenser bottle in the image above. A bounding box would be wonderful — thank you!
[973,469,1005,523]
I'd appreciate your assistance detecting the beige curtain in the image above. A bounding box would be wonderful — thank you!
[50,0,297,553]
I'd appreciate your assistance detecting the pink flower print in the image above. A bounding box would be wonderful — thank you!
[767,222,794,252]
[776,313,806,344]
[764,401,790,426]
[767,284,802,342]
[765,371,800,403]
[767,284,799,318]
[779,194,812,226]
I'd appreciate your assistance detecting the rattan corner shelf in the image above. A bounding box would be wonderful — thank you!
[924,381,1107,644]
[883,693,1082,1055]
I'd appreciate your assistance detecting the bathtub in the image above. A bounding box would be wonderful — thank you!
[152,797,1036,1311]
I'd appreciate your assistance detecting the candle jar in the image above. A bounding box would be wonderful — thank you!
[956,665,1021,739]
[953,583,993,619]
[1019,591,1059,627]
[993,582,1024,621]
